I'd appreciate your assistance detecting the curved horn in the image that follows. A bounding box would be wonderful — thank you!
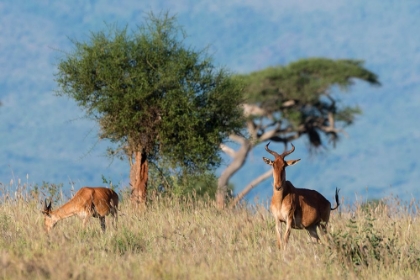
[265,142,280,157]
[43,199,48,212]
[281,143,295,158]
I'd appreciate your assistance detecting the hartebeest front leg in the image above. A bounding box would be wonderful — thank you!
[275,219,282,249]
[82,213,90,229]
[284,215,293,247]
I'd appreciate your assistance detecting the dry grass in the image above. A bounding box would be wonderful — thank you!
[0,184,419,280]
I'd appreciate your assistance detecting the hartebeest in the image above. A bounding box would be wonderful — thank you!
[263,142,339,249]
[42,187,119,233]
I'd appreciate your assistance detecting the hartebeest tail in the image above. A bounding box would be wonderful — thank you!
[331,188,340,210]
[263,142,340,249]
[42,187,119,233]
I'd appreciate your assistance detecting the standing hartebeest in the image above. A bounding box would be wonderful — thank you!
[263,142,339,249]
[42,187,119,233]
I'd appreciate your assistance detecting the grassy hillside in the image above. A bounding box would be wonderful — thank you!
[0,184,419,279]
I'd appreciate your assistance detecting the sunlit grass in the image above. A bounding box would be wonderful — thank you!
[0,182,419,279]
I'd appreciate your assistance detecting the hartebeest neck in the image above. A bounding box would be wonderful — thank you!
[50,200,83,221]
[272,180,295,201]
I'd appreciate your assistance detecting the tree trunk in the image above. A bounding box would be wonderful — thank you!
[216,139,252,209]
[130,150,148,210]
[228,169,272,208]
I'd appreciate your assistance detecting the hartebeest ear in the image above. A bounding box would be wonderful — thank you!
[263,157,274,165]
[286,159,300,166]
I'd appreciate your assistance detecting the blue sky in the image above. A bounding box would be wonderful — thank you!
[1,0,420,205]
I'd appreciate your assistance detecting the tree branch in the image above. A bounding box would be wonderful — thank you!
[228,134,247,145]
[257,124,277,142]
[229,169,273,208]
[216,138,253,209]
[220,143,236,158]
[247,120,259,140]
[242,104,268,117]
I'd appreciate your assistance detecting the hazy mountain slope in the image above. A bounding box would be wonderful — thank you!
[1,0,419,204]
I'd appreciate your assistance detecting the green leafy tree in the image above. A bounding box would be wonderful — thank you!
[55,13,244,209]
[219,58,380,208]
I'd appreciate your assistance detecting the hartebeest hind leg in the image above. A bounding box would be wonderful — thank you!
[306,225,321,243]
[317,223,330,244]
[99,216,106,232]
[110,206,118,230]
[113,213,118,229]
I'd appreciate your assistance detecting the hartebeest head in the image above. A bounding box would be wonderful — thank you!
[42,199,55,233]
[263,142,301,191]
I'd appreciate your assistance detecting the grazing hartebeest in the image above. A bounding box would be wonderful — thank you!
[42,187,119,233]
[263,142,339,249]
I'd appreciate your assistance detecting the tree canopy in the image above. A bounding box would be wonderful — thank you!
[55,13,244,206]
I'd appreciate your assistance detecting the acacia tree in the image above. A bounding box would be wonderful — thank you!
[216,58,380,209]
[56,13,244,209]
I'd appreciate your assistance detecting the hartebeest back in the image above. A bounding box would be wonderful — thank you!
[42,187,119,233]
[263,142,339,249]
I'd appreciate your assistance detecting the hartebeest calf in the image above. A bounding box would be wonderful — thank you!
[42,187,119,233]
[263,142,339,249]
